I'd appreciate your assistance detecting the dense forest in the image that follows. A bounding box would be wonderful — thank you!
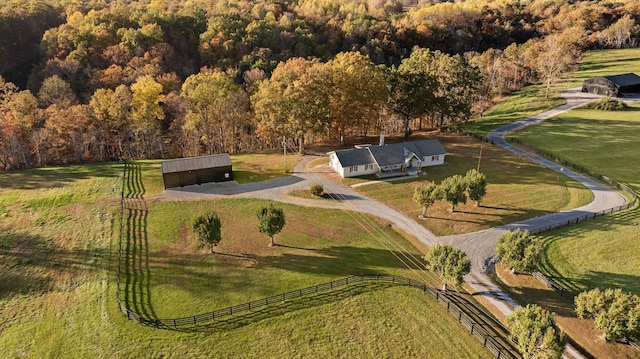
[0,0,639,169]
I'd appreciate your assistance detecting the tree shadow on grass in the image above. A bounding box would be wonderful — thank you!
[0,231,109,300]
[166,282,398,332]
[257,246,425,276]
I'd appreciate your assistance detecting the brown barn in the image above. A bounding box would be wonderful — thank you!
[161,154,233,189]
[581,73,640,97]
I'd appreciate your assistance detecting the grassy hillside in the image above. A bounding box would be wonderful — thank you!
[463,48,640,135]
[512,104,640,192]
[0,161,493,358]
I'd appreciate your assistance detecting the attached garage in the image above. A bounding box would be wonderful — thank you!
[581,73,640,97]
[161,154,233,189]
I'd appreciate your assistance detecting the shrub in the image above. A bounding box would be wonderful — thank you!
[309,183,324,197]
[585,97,628,111]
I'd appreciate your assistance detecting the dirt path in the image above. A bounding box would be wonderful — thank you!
[162,88,628,358]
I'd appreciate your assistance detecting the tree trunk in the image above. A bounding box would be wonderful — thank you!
[269,236,275,247]
[421,206,427,218]
[298,135,304,154]
[545,78,552,99]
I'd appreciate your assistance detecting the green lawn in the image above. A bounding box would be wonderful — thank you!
[462,48,640,136]
[511,104,640,193]
[463,84,565,135]
[566,48,640,88]
[0,162,493,358]
[536,208,640,297]
[508,103,640,296]
[353,133,592,236]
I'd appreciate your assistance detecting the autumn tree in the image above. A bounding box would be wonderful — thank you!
[495,229,542,274]
[89,85,133,159]
[506,304,566,359]
[423,244,470,288]
[252,57,330,153]
[192,212,222,254]
[598,15,638,49]
[130,75,164,158]
[37,75,77,107]
[388,65,437,137]
[0,77,39,169]
[413,182,440,218]
[181,71,245,155]
[257,203,286,247]
[528,29,582,99]
[326,52,389,144]
[439,174,467,212]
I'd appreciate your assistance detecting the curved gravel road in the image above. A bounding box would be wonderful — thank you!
[163,88,632,358]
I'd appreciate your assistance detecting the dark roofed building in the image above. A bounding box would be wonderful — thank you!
[161,154,233,189]
[582,73,640,97]
[328,138,446,178]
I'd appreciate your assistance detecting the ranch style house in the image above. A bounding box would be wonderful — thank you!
[328,138,446,178]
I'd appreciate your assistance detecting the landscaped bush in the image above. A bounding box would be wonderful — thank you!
[585,97,628,111]
[309,183,324,197]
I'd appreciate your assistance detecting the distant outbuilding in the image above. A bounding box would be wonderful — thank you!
[581,73,640,97]
[161,154,233,189]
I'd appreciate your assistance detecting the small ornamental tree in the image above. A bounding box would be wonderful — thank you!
[439,174,467,212]
[413,182,440,218]
[495,229,542,274]
[192,212,222,254]
[506,304,566,359]
[257,203,286,247]
[464,168,487,206]
[575,288,640,342]
[423,244,470,288]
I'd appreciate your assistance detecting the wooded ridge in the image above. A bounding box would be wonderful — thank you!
[0,0,638,169]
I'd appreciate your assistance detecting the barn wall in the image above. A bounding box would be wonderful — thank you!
[163,166,233,189]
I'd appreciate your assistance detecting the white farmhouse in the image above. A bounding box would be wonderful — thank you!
[328,138,446,178]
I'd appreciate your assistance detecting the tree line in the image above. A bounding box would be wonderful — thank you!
[1,0,639,169]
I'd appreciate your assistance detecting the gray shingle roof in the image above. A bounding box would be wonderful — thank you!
[604,73,640,87]
[368,144,405,167]
[332,148,376,167]
[332,139,446,168]
[161,154,232,174]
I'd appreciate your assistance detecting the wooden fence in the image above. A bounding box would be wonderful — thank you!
[115,162,519,358]
[442,127,638,235]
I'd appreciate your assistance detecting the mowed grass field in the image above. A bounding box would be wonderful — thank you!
[512,104,640,192]
[462,48,640,136]
[0,161,493,358]
[510,103,640,295]
[348,132,592,236]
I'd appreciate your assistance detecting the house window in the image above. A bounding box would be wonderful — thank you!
[224,173,230,179]
[349,166,358,172]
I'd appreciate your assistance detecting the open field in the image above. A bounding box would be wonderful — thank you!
[349,132,592,236]
[462,48,640,136]
[512,104,640,192]
[462,85,565,135]
[0,161,494,358]
[565,48,640,88]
